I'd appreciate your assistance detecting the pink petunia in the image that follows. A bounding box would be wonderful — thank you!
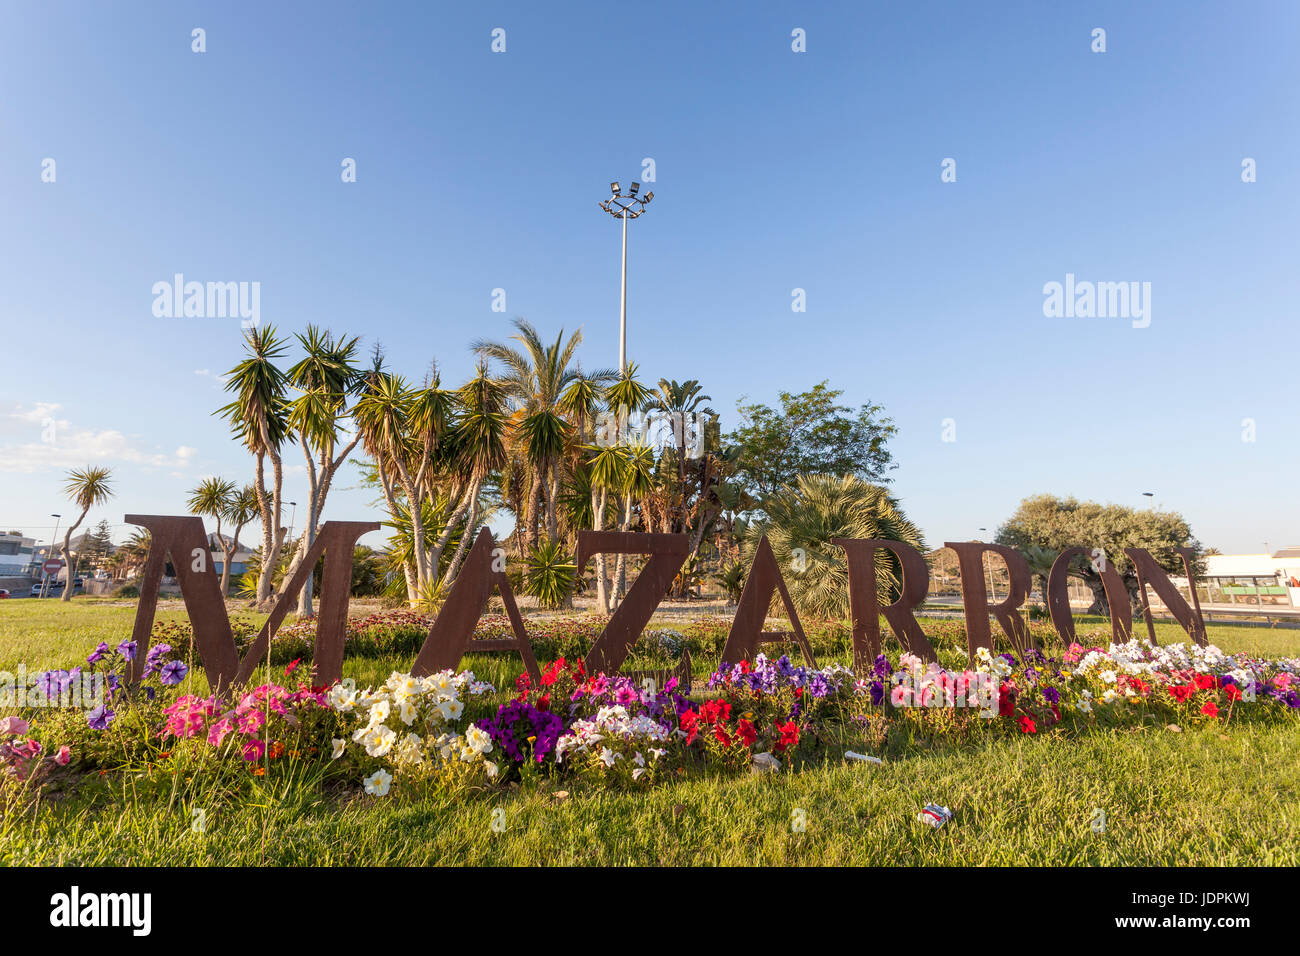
[207,717,235,747]
[0,716,30,737]
[52,745,72,766]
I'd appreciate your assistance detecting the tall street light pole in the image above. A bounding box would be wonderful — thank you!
[41,513,62,598]
[599,180,653,374]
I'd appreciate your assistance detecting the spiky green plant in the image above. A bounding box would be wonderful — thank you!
[744,473,926,619]
[524,538,577,610]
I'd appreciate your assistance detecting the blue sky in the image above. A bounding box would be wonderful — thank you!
[1,0,1296,557]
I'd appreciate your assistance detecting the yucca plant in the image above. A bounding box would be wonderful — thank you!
[714,560,747,605]
[745,473,926,619]
[524,538,577,610]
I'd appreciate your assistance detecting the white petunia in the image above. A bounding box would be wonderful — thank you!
[363,769,393,796]
[327,684,357,713]
[465,724,493,755]
[331,738,347,760]
[363,724,398,757]
[367,699,392,726]
[399,700,419,726]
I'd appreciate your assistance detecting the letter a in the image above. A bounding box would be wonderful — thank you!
[719,536,815,667]
[411,528,541,682]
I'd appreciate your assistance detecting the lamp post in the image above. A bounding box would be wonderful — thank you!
[1141,491,1154,508]
[40,513,62,598]
[598,180,654,374]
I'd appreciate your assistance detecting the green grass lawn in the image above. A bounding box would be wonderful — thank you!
[1,599,1298,866]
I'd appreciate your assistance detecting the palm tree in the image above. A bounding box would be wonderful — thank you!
[118,528,152,579]
[745,473,925,620]
[58,466,114,601]
[649,378,716,530]
[583,442,626,613]
[283,326,364,614]
[439,363,507,587]
[612,442,656,602]
[217,325,292,609]
[224,484,260,595]
[353,369,427,599]
[187,477,238,595]
[473,319,585,550]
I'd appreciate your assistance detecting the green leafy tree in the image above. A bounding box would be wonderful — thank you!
[995,494,1203,616]
[727,382,896,507]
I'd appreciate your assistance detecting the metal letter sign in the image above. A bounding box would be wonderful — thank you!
[123,515,1209,692]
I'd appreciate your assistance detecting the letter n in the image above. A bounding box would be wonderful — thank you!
[577,531,689,675]
[944,541,1034,661]
[410,528,541,682]
[1123,548,1207,646]
[833,538,936,669]
[719,536,815,667]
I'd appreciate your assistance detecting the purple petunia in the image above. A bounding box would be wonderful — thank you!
[160,660,189,686]
[478,700,563,764]
[87,704,116,730]
[116,639,138,662]
[86,642,110,664]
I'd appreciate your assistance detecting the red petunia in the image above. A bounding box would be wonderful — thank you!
[536,693,550,711]
[774,720,799,753]
[699,699,731,726]
[1168,684,1195,703]
[736,718,757,748]
[998,685,1016,717]
[1200,701,1219,718]
[714,725,731,747]
[1194,673,1216,691]
[1018,715,1036,734]
[1223,683,1242,702]
[679,710,700,744]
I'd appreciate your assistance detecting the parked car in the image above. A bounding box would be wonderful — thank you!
[0,588,9,599]
[31,580,66,597]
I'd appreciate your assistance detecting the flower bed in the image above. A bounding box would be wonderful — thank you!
[3,633,1296,807]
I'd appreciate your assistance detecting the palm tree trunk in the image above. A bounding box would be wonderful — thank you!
[613,492,633,604]
[545,457,559,543]
[593,486,609,614]
[524,468,542,554]
[58,508,89,602]
[440,480,481,588]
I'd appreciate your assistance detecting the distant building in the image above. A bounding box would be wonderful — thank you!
[1200,550,1300,608]
[0,532,36,576]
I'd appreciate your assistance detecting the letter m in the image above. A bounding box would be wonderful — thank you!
[123,515,378,692]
